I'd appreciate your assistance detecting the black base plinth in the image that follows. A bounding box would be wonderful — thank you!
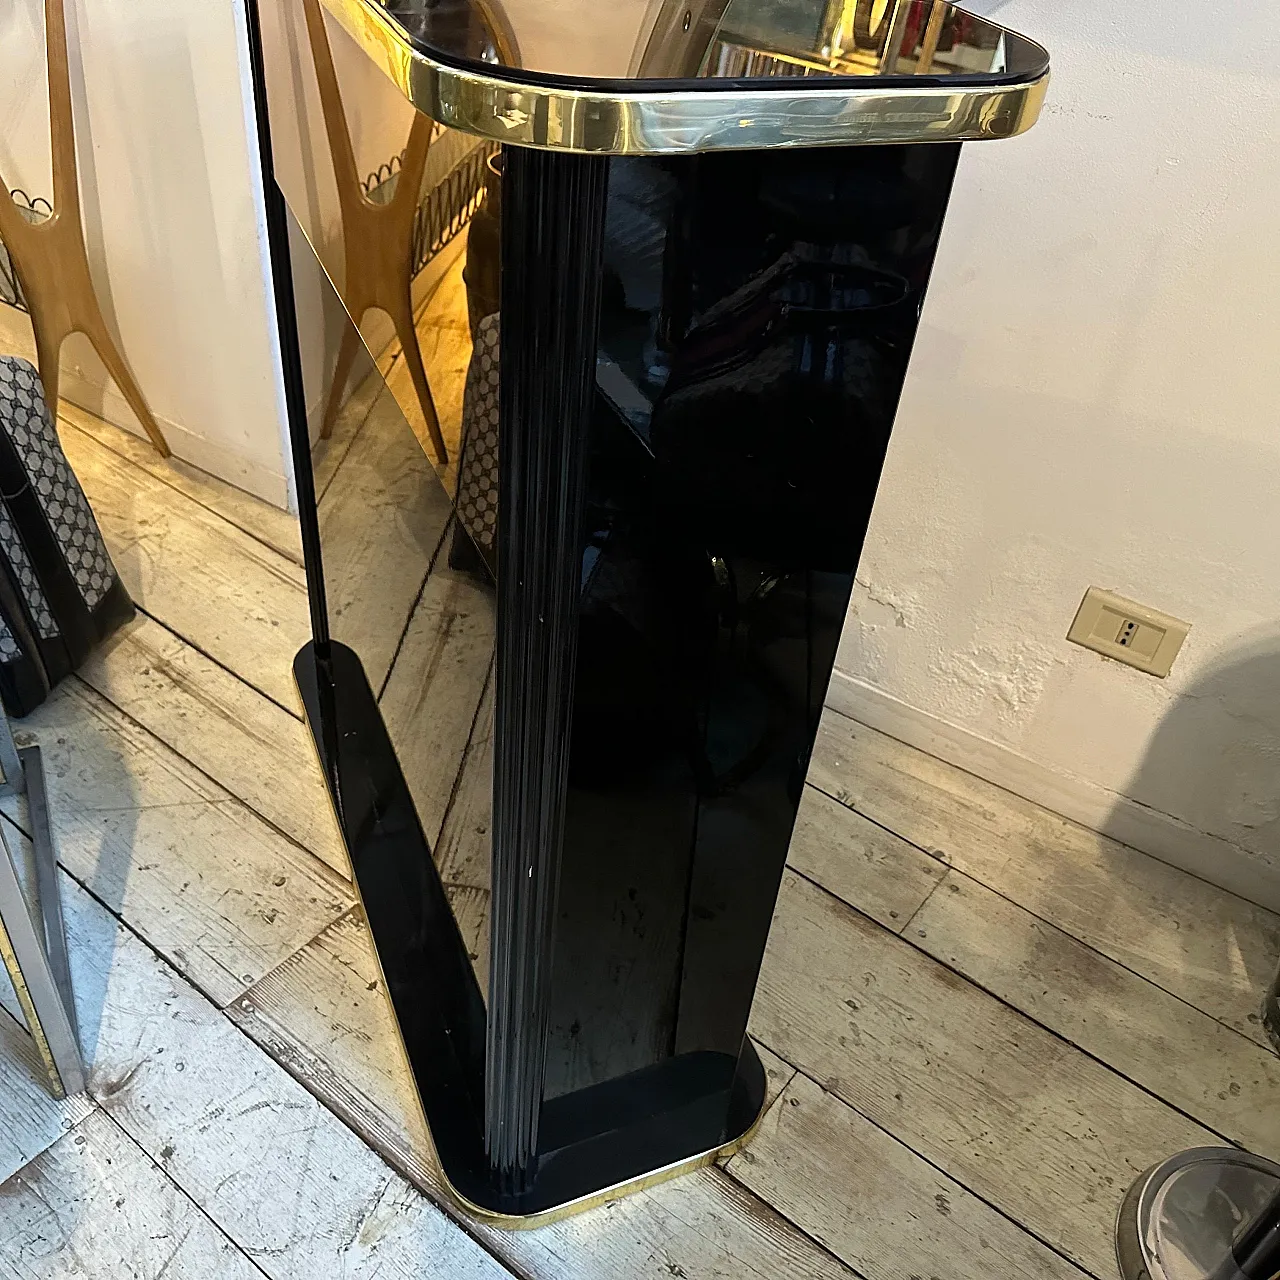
[296,640,766,1222]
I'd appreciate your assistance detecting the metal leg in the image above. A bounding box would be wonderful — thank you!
[1117,1148,1280,1280]
[23,744,77,1046]
[0,812,83,1098]
[0,709,82,1098]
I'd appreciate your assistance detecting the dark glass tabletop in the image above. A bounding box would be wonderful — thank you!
[321,0,1049,152]
[377,0,1048,90]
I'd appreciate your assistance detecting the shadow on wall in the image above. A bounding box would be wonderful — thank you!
[1128,631,1280,891]
[1111,627,1280,1031]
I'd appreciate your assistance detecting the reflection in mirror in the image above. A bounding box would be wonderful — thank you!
[706,0,1010,79]
[383,0,522,66]
[286,151,496,1000]
[370,0,1042,84]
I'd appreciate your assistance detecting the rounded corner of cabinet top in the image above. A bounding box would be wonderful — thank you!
[1007,66,1051,139]
[320,0,1052,155]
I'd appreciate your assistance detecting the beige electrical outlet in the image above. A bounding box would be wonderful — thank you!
[1067,588,1189,677]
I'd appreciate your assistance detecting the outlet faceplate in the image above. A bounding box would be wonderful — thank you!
[1067,588,1189,678]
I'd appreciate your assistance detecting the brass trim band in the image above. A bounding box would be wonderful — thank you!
[439,1102,768,1229]
[321,0,1048,155]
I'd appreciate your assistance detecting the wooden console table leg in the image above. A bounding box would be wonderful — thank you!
[319,323,363,440]
[302,0,447,463]
[0,0,169,458]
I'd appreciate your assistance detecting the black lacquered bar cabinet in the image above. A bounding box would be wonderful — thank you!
[244,0,1049,1224]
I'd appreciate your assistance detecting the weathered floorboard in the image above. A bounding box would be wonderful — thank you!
[808,711,1280,1049]
[316,376,454,695]
[59,404,304,567]
[312,350,403,503]
[1,680,353,1007]
[0,1108,269,1280]
[911,870,1280,1160]
[78,614,348,878]
[730,1071,1090,1280]
[62,422,309,710]
[0,1007,95,1184]
[787,784,946,933]
[750,870,1221,1278]
[379,564,494,848]
[435,679,494,887]
[233,908,858,1279]
[53,872,516,1279]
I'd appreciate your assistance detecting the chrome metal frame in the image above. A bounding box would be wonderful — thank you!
[320,0,1048,154]
[1117,1147,1280,1280]
[0,711,83,1099]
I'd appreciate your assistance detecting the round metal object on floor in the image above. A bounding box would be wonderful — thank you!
[1117,1147,1280,1280]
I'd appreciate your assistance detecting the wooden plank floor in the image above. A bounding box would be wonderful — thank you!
[2,360,1278,1275]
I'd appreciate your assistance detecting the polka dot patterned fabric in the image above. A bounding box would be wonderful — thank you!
[456,314,500,557]
[0,357,120,661]
[0,357,117,612]
[0,504,57,641]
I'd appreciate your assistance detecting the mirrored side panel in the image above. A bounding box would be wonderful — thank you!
[261,0,498,1086]
[291,198,497,968]
[372,0,1046,85]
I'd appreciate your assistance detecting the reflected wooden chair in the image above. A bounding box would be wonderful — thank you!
[302,0,448,463]
[0,0,169,457]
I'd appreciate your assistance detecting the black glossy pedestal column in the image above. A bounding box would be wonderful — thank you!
[246,0,1048,1225]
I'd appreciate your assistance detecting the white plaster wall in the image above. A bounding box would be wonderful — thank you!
[513,0,655,78]
[835,0,1280,901]
[0,0,290,506]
